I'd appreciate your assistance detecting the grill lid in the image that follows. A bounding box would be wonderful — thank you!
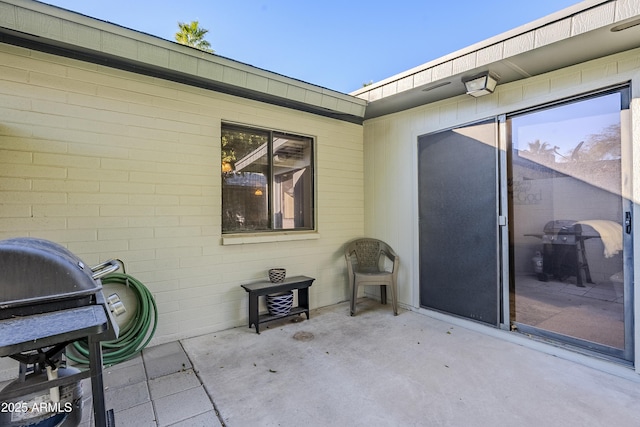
[0,237,101,311]
[543,220,582,235]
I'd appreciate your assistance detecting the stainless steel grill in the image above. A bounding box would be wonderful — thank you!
[538,220,594,287]
[0,237,121,427]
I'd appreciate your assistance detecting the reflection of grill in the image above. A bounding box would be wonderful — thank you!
[539,220,593,287]
[0,237,120,427]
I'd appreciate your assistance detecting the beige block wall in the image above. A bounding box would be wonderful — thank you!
[362,47,640,372]
[0,43,364,344]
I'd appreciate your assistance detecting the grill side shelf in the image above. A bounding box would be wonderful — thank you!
[0,306,109,357]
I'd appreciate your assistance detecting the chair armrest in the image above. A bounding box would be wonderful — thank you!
[382,248,398,264]
[381,248,399,283]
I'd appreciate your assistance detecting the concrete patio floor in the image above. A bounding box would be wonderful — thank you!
[70,298,640,426]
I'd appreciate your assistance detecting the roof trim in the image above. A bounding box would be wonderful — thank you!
[352,0,640,119]
[0,0,367,124]
[351,0,613,100]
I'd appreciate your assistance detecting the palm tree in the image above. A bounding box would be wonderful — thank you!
[175,21,213,53]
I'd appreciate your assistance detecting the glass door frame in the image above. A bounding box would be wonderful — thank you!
[498,85,634,363]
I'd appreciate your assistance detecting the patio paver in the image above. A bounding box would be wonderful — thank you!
[5,299,639,426]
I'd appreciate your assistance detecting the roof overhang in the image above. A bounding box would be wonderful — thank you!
[0,0,367,124]
[352,0,640,120]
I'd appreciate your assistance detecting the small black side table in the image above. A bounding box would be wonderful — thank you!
[241,275,315,333]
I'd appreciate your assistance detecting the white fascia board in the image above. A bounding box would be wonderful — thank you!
[0,0,366,122]
[351,0,616,99]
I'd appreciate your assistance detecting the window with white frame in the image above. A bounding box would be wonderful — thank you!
[221,124,315,233]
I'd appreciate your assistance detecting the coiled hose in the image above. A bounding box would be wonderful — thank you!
[67,272,158,366]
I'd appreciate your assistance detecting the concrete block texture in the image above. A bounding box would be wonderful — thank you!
[0,41,364,345]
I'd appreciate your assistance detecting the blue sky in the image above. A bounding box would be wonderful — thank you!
[41,0,581,93]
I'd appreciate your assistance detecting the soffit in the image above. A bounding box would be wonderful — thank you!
[0,0,367,124]
[353,0,640,120]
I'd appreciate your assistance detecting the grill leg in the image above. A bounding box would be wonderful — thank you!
[576,236,592,287]
[107,408,116,427]
[88,336,110,427]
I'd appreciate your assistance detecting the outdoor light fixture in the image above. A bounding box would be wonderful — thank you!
[462,72,498,97]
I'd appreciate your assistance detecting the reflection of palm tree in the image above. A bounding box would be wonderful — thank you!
[525,140,557,162]
[527,140,555,154]
[581,124,621,161]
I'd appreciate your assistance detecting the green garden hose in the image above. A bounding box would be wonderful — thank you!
[67,272,158,366]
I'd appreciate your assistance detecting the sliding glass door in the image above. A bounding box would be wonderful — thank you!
[417,86,633,362]
[507,87,633,361]
[418,120,500,326]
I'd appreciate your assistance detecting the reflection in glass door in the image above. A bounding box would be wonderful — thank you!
[507,88,633,361]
